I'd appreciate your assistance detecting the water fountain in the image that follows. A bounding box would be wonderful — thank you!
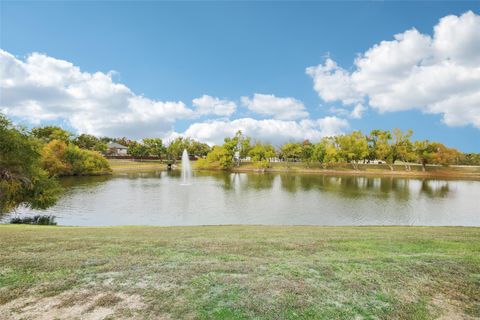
[181,149,192,185]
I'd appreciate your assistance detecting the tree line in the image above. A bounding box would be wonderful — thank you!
[197,130,478,171]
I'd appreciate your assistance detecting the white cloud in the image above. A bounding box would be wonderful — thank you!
[0,49,349,144]
[0,49,195,138]
[330,103,366,119]
[307,11,480,128]
[241,93,309,120]
[306,58,364,106]
[192,94,236,117]
[182,117,348,145]
[350,104,366,119]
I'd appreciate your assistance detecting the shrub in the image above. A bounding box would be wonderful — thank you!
[10,215,57,225]
[42,140,111,176]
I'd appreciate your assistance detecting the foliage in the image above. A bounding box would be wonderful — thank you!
[73,134,107,153]
[336,131,369,169]
[431,143,462,166]
[188,140,211,158]
[312,137,342,166]
[222,131,251,166]
[459,153,480,165]
[413,140,437,171]
[300,140,314,165]
[41,140,70,176]
[10,215,57,225]
[369,130,395,169]
[113,137,134,147]
[204,146,234,169]
[127,141,149,158]
[280,142,302,162]
[248,142,276,162]
[31,126,72,143]
[0,115,61,213]
[253,160,270,169]
[166,137,187,162]
[42,140,111,176]
[64,144,111,175]
[142,138,166,158]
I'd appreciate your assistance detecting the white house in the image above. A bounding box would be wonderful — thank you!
[107,142,128,156]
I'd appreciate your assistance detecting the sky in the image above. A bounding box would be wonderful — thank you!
[0,1,479,152]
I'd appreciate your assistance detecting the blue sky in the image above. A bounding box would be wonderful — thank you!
[1,1,479,151]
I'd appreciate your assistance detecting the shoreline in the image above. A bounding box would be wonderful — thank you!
[231,167,480,180]
[107,159,480,180]
[202,165,480,180]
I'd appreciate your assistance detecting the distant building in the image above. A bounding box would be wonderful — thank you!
[107,142,128,156]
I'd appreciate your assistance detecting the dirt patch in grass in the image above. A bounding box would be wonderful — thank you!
[431,294,478,320]
[0,289,145,320]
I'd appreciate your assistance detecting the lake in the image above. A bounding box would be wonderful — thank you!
[3,171,479,226]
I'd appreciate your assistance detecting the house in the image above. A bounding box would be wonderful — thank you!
[107,142,128,156]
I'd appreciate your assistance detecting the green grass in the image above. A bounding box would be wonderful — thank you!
[1,225,479,319]
[237,162,480,179]
[108,159,167,172]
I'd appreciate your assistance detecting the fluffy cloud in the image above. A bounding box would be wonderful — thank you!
[192,95,236,117]
[330,103,366,119]
[241,93,309,120]
[0,49,198,138]
[307,11,480,128]
[0,49,347,144]
[183,117,348,145]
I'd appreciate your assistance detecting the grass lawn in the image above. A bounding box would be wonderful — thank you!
[0,225,479,319]
[108,159,166,173]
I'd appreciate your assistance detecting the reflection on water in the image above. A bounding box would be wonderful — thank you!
[3,171,479,227]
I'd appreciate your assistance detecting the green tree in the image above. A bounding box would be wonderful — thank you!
[248,142,276,168]
[143,138,166,158]
[280,142,302,162]
[312,137,340,167]
[73,134,107,153]
[206,146,233,169]
[64,144,111,175]
[31,126,72,143]
[369,130,395,170]
[392,129,414,170]
[42,140,111,176]
[188,140,211,158]
[222,131,251,166]
[431,143,461,166]
[248,142,276,161]
[413,140,437,171]
[459,153,480,165]
[41,140,71,176]
[128,141,149,158]
[0,115,61,213]
[336,131,369,170]
[300,140,314,166]
[166,137,186,163]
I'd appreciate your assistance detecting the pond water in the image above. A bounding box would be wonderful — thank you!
[3,171,480,226]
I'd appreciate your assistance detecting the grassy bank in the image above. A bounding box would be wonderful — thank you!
[0,225,479,319]
[108,159,167,173]
[109,159,480,179]
[210,162,480,180]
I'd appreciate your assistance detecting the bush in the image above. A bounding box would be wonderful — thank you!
[42,140,111,176]
[10,215,57,225]
[253,160,270,169]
